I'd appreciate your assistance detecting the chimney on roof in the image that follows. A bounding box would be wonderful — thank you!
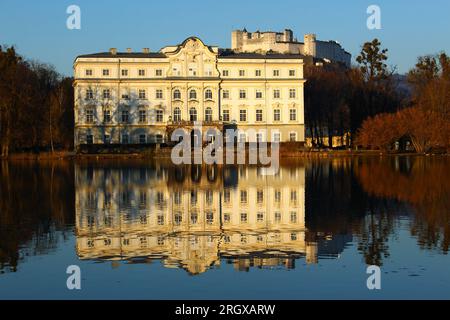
[126,48,132,53]
[109,48,117,55]
[143,48,150,54]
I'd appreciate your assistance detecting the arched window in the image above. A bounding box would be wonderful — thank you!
[189,89,197,100]
[173,107,182,122]
[205,89,213,100]
[205,107,213,122]
[189,108,197,122]
[173,89,181,100]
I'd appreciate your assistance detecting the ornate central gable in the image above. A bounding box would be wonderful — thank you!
[163,37,219,78]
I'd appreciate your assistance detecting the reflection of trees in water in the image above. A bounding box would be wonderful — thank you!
[356,157,450,254]
[305,157,449,266]
[0,161,74,273]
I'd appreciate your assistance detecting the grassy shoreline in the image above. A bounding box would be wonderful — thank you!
[2,149,447,161]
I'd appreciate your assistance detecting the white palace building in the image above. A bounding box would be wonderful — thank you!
[73,29,348,149]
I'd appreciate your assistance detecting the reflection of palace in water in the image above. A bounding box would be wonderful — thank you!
[76,163,342,274]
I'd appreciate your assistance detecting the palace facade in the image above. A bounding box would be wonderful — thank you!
[73,36,305,149]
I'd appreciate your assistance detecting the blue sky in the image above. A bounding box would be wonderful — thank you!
[1,0,449,76]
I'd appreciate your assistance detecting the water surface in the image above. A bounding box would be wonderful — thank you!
[0,157,448,299]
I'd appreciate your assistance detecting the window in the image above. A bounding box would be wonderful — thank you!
[255,69,262,77]
[240,213,248,223]
[156,110,163,122]
[204,68,213,76]
[273,89,281,99]
[291,190,298,202]
[222,110,230,122]
[188,64,197,76]
[205,89,213,100]
[191,213,198,225]
[121,69,128,77]
[275,212,281,223]
[290,212,297,223]
[85,89,93,100]
[86,109,94,124]
[173,89,181,100]
[121,94,130,100]
[273,132,281,142]
[138,69,145,76]
[274,109,281,121]
[85,69,93,76]
[239,110,247,122]
[155,69,162,76]
[222,70,229,77]
[290,109,297,121]
[256,109,263,122]
[156,134,164,143]
[103,89,110,99]
[121,110,129,123]
[189,108,197,121]
[289,69,296,77]
[139,134,146,144]
[104,135,111,145]
[256,90,263,99]
[239,70,245,77]
[121,134,129,144]
[224,214,231,224]
[273,70,280,77]
[289,89,296,99]
[257,190,264,203]
[156,89,163,99]
[174,213,182,226]
[240,190,247,204]
[205,108,213,122]
[290,132,297,142]
[173,107,181,122]
[189,90,197,100]
[139,110,147,123]
[102,69,110,76]
[206,212,214,224]
[222,90,230,99]
[224,190,231,203]
[138,89,146,99]
[274,190,281,202]
[103,110,111,123]
[239,90,246,99]
[257,212,264,222]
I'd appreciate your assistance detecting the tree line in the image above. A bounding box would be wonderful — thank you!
[306,38,449,153]
[0,46,74,158]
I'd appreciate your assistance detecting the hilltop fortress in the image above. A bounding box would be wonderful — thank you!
[231,28,351,67]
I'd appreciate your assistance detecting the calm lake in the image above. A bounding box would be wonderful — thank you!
[0,156,449,300]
